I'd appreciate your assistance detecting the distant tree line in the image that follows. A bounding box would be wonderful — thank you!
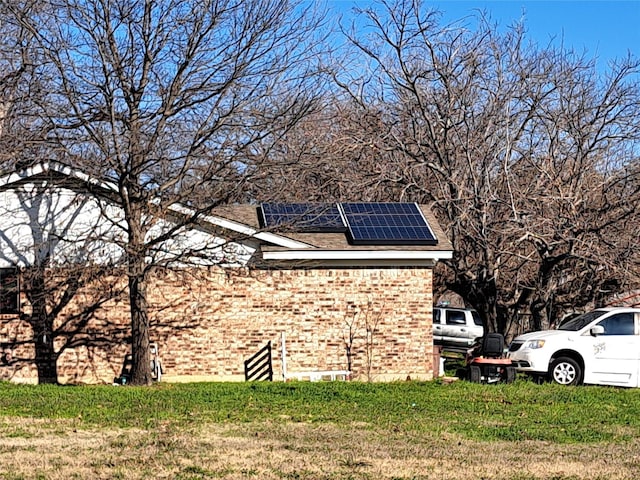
[260,1,640,334]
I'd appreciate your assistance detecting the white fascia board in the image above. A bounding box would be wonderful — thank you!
[167,203,312,249]
[0,163,58,188]
[0,163,47,188]
[48,162,119,192]
[252,231,312,249]
[262,249,453,261]
[0,161,119,193]
[260,258,438,268]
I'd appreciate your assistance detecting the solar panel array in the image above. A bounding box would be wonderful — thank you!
[260,203,346,233]
[259,202,437,245]
[341,202,437,245]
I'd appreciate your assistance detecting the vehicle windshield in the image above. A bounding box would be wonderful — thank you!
[558,310,607,331]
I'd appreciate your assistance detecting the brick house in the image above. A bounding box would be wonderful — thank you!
[0,162,452,384]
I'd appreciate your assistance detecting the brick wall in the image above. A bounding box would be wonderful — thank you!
[0,266,434,383]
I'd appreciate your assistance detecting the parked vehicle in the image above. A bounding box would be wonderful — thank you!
[460,333,516,384]
[507,307,640,387]
[433,307,484,350]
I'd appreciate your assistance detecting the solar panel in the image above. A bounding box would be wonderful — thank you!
[340,202,437,245]
[260,203,346,232]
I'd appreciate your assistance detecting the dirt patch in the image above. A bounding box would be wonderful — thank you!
[0,418,638,479]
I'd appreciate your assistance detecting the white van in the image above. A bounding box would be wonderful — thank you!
[508,307,640,387]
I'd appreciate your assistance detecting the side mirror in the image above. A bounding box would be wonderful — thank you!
[590,325,605,336]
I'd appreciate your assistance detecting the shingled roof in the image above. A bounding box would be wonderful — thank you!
[210,203,453,267]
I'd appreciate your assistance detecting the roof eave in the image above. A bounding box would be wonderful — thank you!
[167,204,313,249]
[262,249,453,261]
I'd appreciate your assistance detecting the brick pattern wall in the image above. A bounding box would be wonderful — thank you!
[0,266,434,384]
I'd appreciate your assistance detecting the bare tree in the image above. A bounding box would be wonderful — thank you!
[339,299,383,382]
[8,0,329,384]
[0,172,131,383]
[0,1,53,168]
[0,4,100,384]
[318,0,640,333]
[249,100,409,202]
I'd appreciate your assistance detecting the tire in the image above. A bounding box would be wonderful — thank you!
[504,366,516,383]
[530,374,546,384]
[468,365,482,383]
[550,356,582,386]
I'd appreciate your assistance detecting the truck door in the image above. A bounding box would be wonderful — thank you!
[588,312,640,387]
[445,309,468,343]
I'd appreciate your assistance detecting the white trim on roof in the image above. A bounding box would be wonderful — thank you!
[262,249,453,261]
[168,204,312,249]
[259,258,439,268]
[0,161,119,192]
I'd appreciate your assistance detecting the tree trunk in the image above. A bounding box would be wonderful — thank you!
[530,300,547,332]
[30,268,59,384]
[124,160,153,385]
[128,254,152,386]
[34,329,58,384]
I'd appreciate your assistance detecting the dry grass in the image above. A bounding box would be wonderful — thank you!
[1,417,638,480]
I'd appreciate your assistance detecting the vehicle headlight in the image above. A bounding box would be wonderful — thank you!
[524,340,546,349]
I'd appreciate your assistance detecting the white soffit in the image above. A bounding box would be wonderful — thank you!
[262,249,453,261]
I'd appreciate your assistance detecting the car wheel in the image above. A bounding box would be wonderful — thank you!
[468,365,481,383]
[550,357,582,386]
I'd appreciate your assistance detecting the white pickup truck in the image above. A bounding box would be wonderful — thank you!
[507,307,640,387]
[432,307,484,350]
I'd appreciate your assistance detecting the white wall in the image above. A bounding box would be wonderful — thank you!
[0,182,254,268]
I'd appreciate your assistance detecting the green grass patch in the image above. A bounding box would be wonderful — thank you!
[0,380,639,444]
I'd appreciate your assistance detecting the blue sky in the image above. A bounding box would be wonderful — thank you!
[328,1,639,71]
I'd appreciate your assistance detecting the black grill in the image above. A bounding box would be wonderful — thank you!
[508,341,524,352]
